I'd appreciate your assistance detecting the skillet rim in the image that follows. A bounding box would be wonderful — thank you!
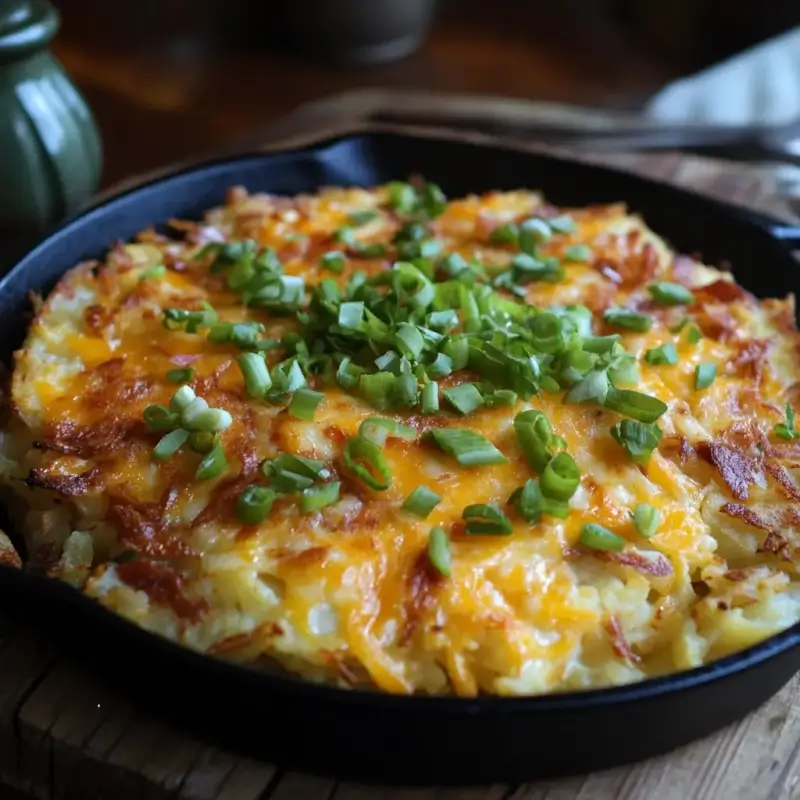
[2,126,800,715]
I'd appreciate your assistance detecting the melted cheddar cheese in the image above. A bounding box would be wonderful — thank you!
[3,183,800,696]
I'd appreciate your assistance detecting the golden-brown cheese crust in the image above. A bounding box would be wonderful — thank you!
[4,183,800,696]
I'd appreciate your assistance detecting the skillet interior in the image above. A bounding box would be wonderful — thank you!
[1,130,800,784]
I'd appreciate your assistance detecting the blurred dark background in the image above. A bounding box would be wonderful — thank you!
[50,0,800,187]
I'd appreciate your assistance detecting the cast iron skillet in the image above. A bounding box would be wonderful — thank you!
[1,130,800,786]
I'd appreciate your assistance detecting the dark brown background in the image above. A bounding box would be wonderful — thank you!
[50,0,800,188]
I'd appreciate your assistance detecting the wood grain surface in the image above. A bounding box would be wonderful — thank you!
[2,120,799,800]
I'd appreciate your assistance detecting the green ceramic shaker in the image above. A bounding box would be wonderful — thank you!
[0,0,102,268]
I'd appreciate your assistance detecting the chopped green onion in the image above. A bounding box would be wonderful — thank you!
[541,452,580,501]
[422,381,440,414]
[686,325,702,345]
[166,367,195,384]
[604,388,668,423]
[427,527,451,577]
[187,431,215,454]
[425,428,507,466]
[169,385,196,414]
[402,486,441,518]
[140,265,167,280]
[564,244,592,262]
[143,405,179,432]
[195,439,227,481]
[462,502,513,535]
[632,503,660,538]
[644,342,679,366]
[387,181,418,214]
[153,428,189,461]
[579,523,625,551]
[610,420,662,465]
[489,222,519,246]
[349,210,379,226]
[513,410,554,473]
[236,485,276,524]
[395,323,425,360]
[518,218,551,253]
[320,251,346,274]
[603,307,653,332]
[344,435,392,490]
[338,301,364,330]
[360,417,417,446]
[443,383,485,415]
[509,479,544,523]
[237,352,271,399]
[648,282,694,306]
[564,371,609,405]
[300,481,341,513]
[547,215,577,234]
[266,453,327,479]
[775,403,799,440]
[694,363,717,390]
[288,388,324,421]
[182,402,233,433]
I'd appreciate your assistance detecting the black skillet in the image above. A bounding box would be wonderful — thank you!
[1,129,800,786]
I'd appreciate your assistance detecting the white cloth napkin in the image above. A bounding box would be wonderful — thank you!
[644,27,800,128]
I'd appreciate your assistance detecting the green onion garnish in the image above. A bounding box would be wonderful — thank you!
[422,381,439,414]
[694,363,717,390]
[349,210,379,226]
[462,502,513,535]
[300,481,341,513]
[153,428,189,461]
[548,215,577,234]
[644,342,679,366]
[182,401,233,433]
[579,522,625,551]
[686,325,702,345]
[402,486,441,518]
[509,478,543,523]
[427,526,451,577]
[169,385,196,414]
[387,181,417,213]
[443,383,485,415]
[195,439,227,481]
[604,388,668,423]
[518,218,551,253]
[648,282,694,306]
[610,420,662,465]
[187,431,215,454]
[320,251,346,274]
[344,435,392,490]
[140,265,167,280]
[236,485,276,524]
[489,222,519,246]
[513,410,554,473]
[564,244,592,262]
[602,307,653,333]
[359,417,417,446]
[166,367,195,384]
[775,403,799,440]
[143,404,179,432]
[540,452,580,501]
[288,387,324,421]
[237,352,272,399]
[632,503,660,538]
[425,428,507,467]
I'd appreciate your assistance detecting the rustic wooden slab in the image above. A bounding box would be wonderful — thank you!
[2,116,800,800]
